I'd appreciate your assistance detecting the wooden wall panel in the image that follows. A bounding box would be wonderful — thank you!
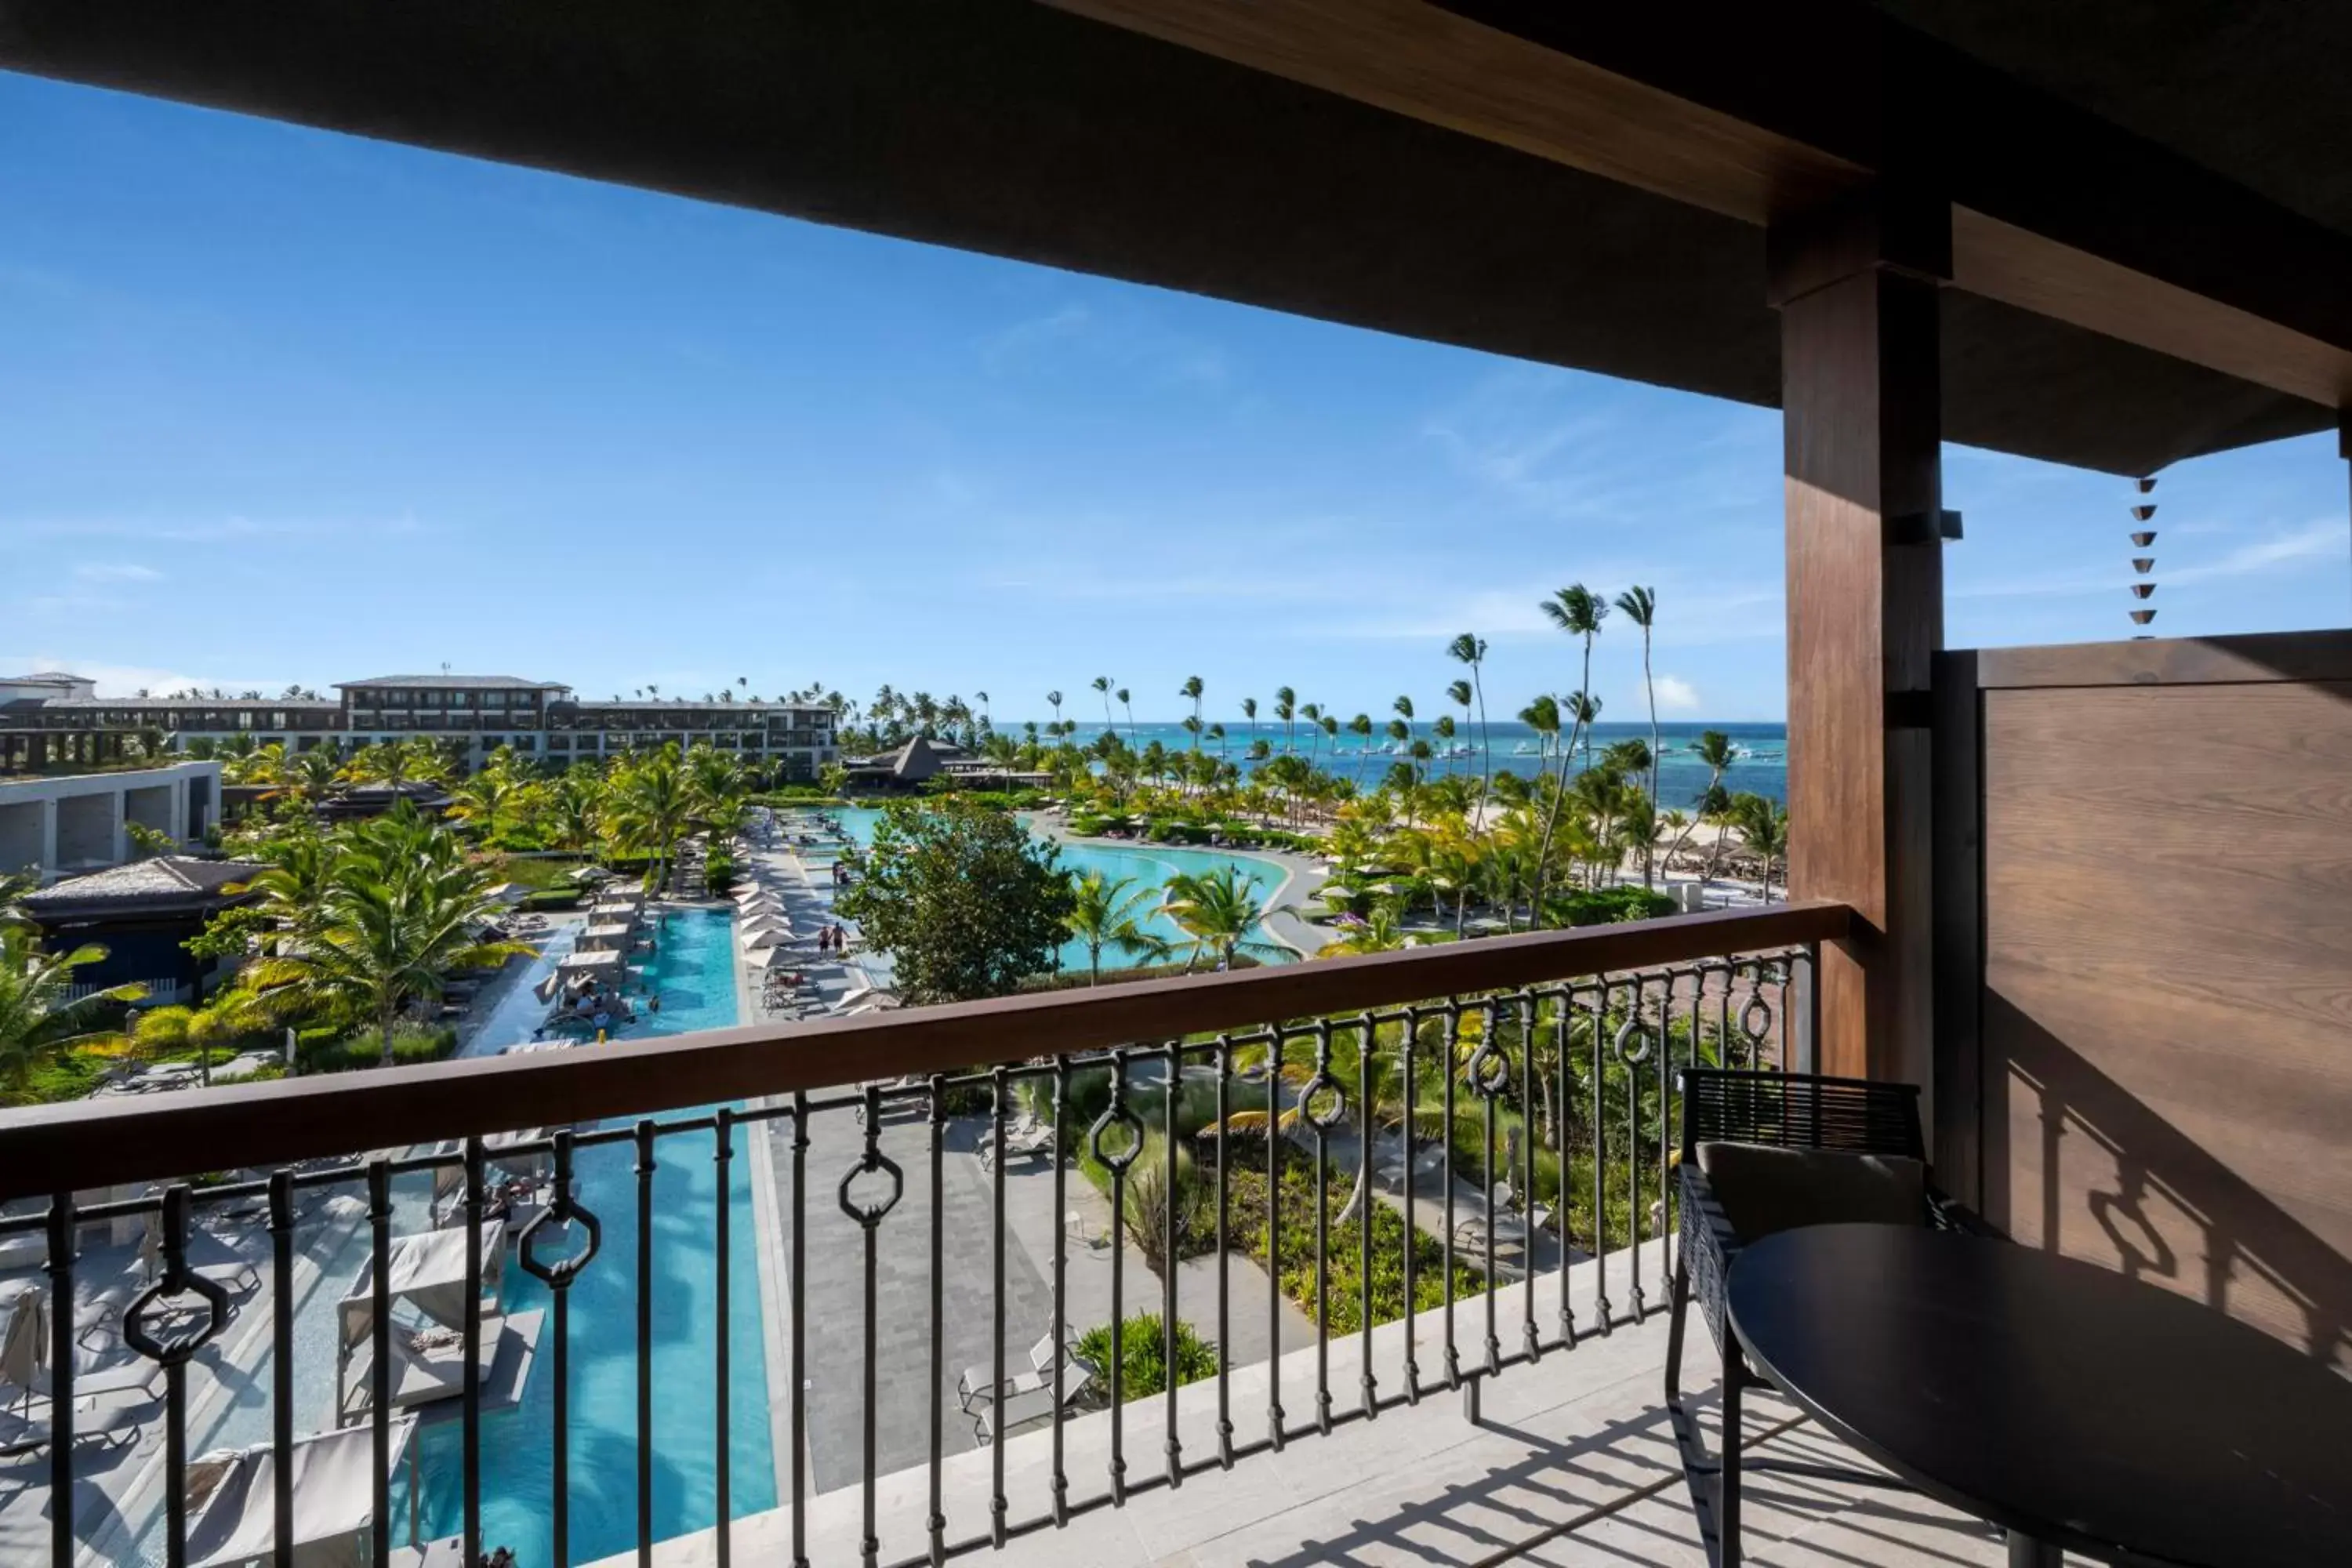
[1978,676,2352,1365]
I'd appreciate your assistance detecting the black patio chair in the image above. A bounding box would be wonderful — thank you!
[1664,1067,1976,1565]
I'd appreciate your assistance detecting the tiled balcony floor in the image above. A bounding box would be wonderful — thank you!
[601,1240,2086,1567]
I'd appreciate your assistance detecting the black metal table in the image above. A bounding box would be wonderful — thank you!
[1726,1224,2352,1568]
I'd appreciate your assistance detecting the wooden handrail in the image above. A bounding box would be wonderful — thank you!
[0,901,1849,1201]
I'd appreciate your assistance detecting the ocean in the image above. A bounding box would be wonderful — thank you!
[999,718,1788,808]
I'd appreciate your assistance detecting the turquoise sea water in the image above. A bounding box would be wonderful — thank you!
[946,719,1787,804]
[822,805,1300,968]
[408,906,775,1565]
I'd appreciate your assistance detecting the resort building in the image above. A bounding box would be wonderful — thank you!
[15,855,262,1004]
[0,670,840,779]
[0,759,220,882]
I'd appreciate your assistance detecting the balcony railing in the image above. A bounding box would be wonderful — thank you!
[0,901,1846,1568]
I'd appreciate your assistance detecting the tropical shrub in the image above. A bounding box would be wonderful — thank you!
[1223,1143,1485,1334]
[300,1022,456,1075]
[1552,886,1675,926]
[703,850,736,892]
[1071,1314,1219,1400]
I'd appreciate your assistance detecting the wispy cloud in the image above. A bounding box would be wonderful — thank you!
[1654,675,1702,713]
[73,562,163,583]
[0,656,292,697]
[976,301,1232,391]
[2166,519,2344,584]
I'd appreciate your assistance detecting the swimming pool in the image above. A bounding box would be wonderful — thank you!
[818,805,1298,970]
[405,905,775,1565]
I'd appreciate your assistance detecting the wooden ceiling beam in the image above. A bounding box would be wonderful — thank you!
[1044,0,2352,415]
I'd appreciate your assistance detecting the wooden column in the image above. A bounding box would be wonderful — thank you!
[1771,191,1948,1099]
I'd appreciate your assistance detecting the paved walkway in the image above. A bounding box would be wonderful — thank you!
[766,1103,1312,1491]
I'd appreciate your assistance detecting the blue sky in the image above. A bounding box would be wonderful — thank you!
[3,73,2345,724]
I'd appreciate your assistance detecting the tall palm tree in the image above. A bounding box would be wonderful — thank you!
[1348,713,1374,792]
[1117,688,1133,736]
[1180,676,1205,747]
[0,927,141,1100]
[973,691,990,731]
[1046,691,1064,733]
[1064,871,1173,984]
[1614,586,1661,817]
[1449,630,1490,808]
[1299,702,1323,764]
[1541,584,1609,775]
[1157,866,1285,971]
[1240,696,1258,753]
[1093,676,1117,739]
[1273,687,1296,754]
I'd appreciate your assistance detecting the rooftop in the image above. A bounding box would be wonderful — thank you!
[336,675,570,691]
[17,855,263,915]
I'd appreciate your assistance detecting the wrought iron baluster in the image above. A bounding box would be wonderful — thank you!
[1660,975,1679,1301]
[989,1065,1009,1544]
[1265,1042,1287,1448]
[1162,1039,1184,1486]
[1356,1018,1377,1417]
[1553,991,1576,1348]
[1518,993,1540,1362]
[1050,1057,1072,1523]
[1441,1003,1461,1390]
[789,1092,811,1568]
[368,1162,390,1568]
[1091,1054,1144,1500]
[1588,990,1610,1332]
[518,1132,598,1568]
[269,1171,296,1568]
[125,1185,229,1568]
[45,1193,74,1568]
[1399,1007,1420,1404]
[1617,983,1649,1320]
[715,1107,735,1568]
[464,1136,485,1563]
[1213,1035,1235,1467]
[1468,1000,1505,1377]
[635,1122,657,1566]
[928,1076,947,1567]
[841,1083,905,1568]
[1307,1019,1336,1436]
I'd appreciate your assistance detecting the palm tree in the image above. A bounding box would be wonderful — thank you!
[1615,586,1661,815]
[1180,676,1205,747]
[1047,690,1064,732]
[1348,713,1374,792]
[1117,688,1134,736]
[1691,728,1738,881]
[246,805,527,1065]
[1240,696,1258,753]
[608,746,692,892]
[974,691,991,730]
[1729,794,1791,902]
[0,927,141,1100]
[1273,687,1296,754]
[1323,905,1406,956]
[1064,871,1173,983]
[1541,584,1608,773]
[1094,676,1117,739]
[1157,866,1285,971]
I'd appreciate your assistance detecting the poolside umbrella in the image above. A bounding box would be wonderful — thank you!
[742,928,788,953]
[481,883,528,906]
[1,1287,45,1389]
[742,921,793,945]
[744,945,785,968]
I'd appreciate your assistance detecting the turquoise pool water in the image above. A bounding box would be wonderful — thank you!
[408,906,774,1565]
[819,805,1297,970]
